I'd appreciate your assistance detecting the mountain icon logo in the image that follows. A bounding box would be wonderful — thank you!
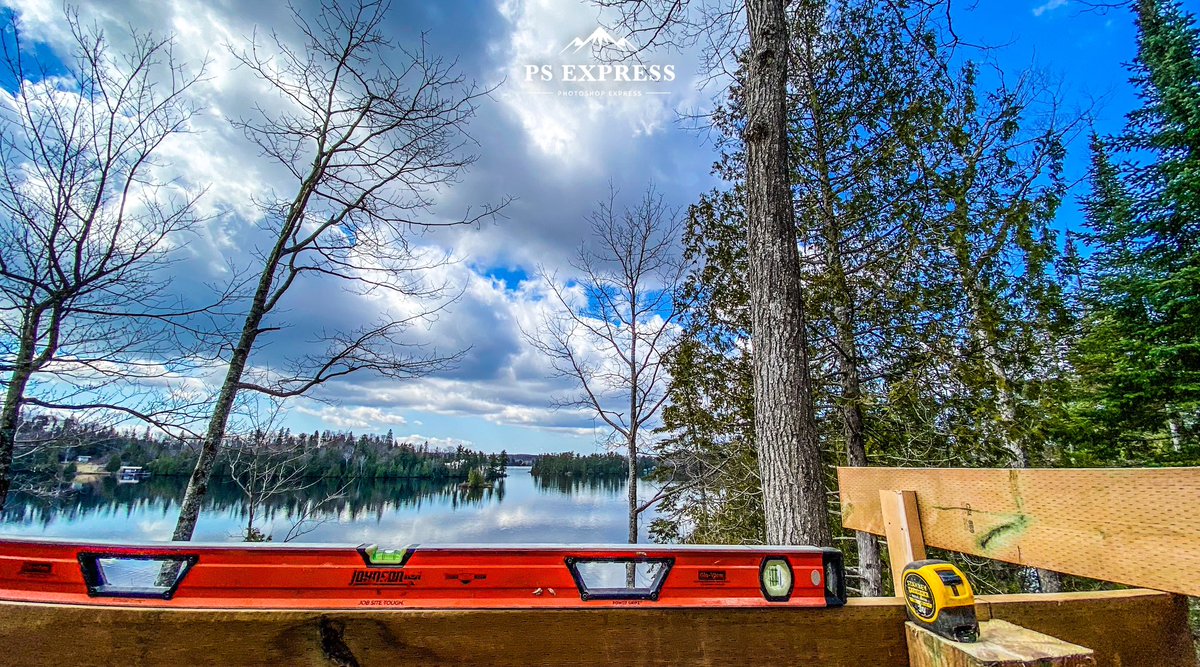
[559,27,637,54]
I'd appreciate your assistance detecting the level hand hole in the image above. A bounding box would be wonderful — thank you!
[566,557,673,600]
[79,554,196,599]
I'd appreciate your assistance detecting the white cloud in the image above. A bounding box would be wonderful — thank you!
[1032,0,1069,17]
[392,433,475,450]
[2,0,709,450]
[293,404,409,430]
[491,0,688,167]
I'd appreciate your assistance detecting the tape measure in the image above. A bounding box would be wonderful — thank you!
[901,559,978,642]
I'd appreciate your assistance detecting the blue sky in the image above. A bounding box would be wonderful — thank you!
[954,0,1172,238]
[0,0,1188,454]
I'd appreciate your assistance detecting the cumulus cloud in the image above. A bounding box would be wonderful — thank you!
[293,405,409,430]
[1,0,714,451]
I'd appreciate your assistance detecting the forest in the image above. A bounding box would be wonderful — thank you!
[9,415,507,485]
[641,0,1200,596]
[531,452,654,478]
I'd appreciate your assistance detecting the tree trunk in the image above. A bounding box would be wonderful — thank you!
[841,380,883,594]
[797,38,885,590]
[627,290,639,587]
[743,0,832,547]
[627,425,638,588]
[170,327,257,541]
[171,249,287,541]
[0,310,45,511]
[628,291,639,547]
[246,495,257,540]
[0,368,33,511]
[627,429,638,545]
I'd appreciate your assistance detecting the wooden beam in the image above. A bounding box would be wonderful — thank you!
[838,466,1200,596]
[0,589,1189,666]
[907,620,1095,667]
[880,489,927,595]
[978,590,1194,667]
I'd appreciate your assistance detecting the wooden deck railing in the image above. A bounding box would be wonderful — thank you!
[0,466,1194,665]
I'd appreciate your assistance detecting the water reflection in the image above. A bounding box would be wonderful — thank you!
[0,467,656,544]
[532,473,627,495]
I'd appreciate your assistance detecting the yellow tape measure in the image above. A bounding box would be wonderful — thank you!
[901,560,978,642]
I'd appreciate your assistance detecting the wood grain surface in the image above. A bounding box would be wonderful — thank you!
[880,489,928,595]
[838,466,1200,596]
[0,589,1189,666]
[907,620,1095,667]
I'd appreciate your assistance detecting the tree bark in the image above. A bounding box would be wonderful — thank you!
[0,353,35,510]
[170,319,259,541]
[629,280,640,547]
[628,392,638,545]
[171,229,286,541]
[743,0,832,547]
[0,307,50,511]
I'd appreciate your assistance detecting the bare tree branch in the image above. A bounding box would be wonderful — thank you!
[0,9,220,508]
[526,184,690,545]
[171,0,505,542]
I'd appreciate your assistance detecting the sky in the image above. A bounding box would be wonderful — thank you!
[0,0,1190,454]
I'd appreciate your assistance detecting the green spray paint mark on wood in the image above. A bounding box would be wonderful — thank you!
[976,514,1032,551]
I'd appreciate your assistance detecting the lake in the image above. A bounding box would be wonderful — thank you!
[0,467,658,545]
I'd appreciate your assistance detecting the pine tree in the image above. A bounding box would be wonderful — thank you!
[1076,0,1200,455]
[787,0,951,596]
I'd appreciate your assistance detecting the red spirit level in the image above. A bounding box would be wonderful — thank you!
[0,537,846,609]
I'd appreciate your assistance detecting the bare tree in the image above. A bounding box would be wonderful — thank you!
[170,0,502,541]
[0,10,212,510]
[225,398,351,542]
[226,400,314,541]
[528,186,689,546]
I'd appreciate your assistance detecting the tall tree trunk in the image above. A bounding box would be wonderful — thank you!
[627,430,638,544]
[170,320,259,541]
[836,339,883,594]
[797,37,885,591]
[629,292,639,547]
[170,230,290,541]
[0,368,34,512]
[743,0,832,547]
[0,309,46,511]
[627,290,639,587]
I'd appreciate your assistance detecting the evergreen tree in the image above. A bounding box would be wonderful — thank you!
[649,161,767,543]
[787,0,953,594]
[918,63,1076,472]
[1075,0,1200,455]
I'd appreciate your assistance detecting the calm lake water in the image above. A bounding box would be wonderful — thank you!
[0,467,657,545]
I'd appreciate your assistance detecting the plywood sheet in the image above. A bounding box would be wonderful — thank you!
[838,466,1200,596]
